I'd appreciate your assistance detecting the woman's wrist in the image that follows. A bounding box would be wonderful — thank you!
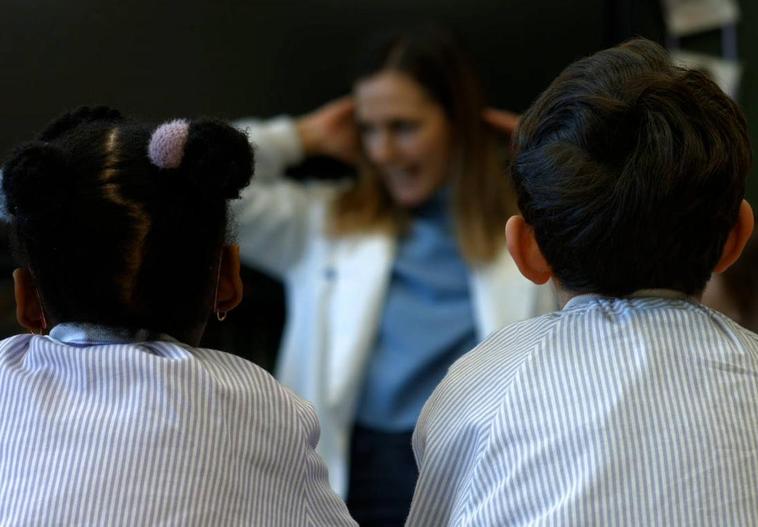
[295,116,320,156]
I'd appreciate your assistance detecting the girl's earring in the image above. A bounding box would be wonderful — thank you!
[213,251,226,322]
[35,289,47,333]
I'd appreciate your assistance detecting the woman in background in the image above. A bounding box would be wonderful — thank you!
[234,26,555,525]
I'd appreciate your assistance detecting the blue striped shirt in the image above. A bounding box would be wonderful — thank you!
[407,292,758,526]
[0,324,356,526]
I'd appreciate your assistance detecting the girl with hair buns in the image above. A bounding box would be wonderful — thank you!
[234,26,555,524]
[0,107,356,526]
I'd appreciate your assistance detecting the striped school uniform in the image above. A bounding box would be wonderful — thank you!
[408,292,758,526]
[0,324,356,526]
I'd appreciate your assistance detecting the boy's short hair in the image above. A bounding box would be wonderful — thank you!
[511,38,751,296]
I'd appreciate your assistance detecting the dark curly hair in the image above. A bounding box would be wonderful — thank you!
[511,39,751,296]
[2,106,253,340]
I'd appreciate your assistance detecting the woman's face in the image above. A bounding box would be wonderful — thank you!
[355,70,453,208]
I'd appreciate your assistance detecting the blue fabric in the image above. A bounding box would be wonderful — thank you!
[49,322,176,346]
[355,188,477,431]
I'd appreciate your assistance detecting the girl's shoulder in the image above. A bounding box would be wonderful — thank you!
[191,345,309,406]
[0,333,34,362]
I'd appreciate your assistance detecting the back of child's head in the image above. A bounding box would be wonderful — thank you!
[2,106,253,338]
[511,38,751,296]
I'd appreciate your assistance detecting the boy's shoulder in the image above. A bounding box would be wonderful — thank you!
[423,311,565,422]
[448,310,565,381]
[438,295,758,406]
[452,295,758,384]
[700,303,758,347]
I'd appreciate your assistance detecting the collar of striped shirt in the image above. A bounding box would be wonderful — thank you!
[563,289,695,311]
[48,323,180,347]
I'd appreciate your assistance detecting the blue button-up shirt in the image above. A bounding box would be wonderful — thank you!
[356,189,477,431]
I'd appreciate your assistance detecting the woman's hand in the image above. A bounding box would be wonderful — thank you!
[482,108,520,137]
[296,96,361,164]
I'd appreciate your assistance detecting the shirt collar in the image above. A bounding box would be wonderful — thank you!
[412,185,452,220]
[48,322,180,347]
[563,289,694,311]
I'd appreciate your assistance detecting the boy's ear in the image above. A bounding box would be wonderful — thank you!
[714,200,755,274]
[215,245,244,314]
[13,268,46,332]
[505,215,553,285]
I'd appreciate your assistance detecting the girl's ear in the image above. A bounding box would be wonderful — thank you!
[714,200,754,274]
[13,268,46,332]
[214,245,243,314]
[505,215,553,285]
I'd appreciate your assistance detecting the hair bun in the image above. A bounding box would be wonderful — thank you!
[39,105,123,142]
[179,119,254,199]
[149,119,190,169]
[2,142,71,217]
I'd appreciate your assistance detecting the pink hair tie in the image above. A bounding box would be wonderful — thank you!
[148,119,190,169]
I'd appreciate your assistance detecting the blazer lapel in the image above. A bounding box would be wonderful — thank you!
[326,233,395,409]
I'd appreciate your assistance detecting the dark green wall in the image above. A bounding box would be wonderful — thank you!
[0,0,605,152]
[2,1,751,193]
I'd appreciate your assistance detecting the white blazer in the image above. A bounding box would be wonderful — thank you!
[233,117,557,497]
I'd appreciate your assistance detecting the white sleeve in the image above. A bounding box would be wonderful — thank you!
[234,116,304,182]
[230,117,330,277]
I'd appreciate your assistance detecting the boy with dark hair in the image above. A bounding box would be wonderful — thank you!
[406,39,757,526]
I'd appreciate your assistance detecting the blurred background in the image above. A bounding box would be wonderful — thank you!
[0,0,755,367]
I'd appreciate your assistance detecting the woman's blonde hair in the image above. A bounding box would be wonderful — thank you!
[329,26,515,264]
